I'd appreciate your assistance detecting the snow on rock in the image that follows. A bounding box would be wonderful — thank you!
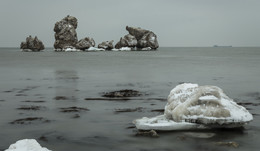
[5,139,51,151]
[134,83,253,130]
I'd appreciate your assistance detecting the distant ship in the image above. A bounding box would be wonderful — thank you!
[213,45,232,47]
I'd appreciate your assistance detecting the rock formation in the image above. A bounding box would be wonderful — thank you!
[115,34,137,49]
[75,37,95,50]
[134,83,253,131]
[54,15,78,49]
[20,35,45,51]
[115,26,159,50]
[98,40,114,50]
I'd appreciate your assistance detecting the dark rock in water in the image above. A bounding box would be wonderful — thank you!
[114,107,144,113]
[98,40,114,50]
[17,105,46,111]
[102,89,142,98]
[20,35,45,51]
[135,130,159,137]
[115,26,159,50]
[76,37,95,50]
[126,26,150,41]
[59,106,89,112]
[10,117,50,124]
[54,96,68,100]
[136,32,159,49]
[115,34,137,49]
[215,141,239,148]
[54,15,78,49]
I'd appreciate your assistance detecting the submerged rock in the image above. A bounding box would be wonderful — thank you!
[102,89,142,98]
[76,37,95,50]
[134,83,253,131]
[98,40,114,50]
[5,139,51,151]
[54,15,78,49]
[20,35,45,51]
[135,130,159,137]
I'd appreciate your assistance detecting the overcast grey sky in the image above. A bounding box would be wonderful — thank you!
[0,0,259,47]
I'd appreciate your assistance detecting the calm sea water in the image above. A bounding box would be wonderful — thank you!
[0,47,259,151]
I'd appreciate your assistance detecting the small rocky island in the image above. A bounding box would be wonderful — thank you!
[53,15,96,51]
[115,26,159,50]
[20,15,159,51]
[20,36,45,51]
[53,15,159,51]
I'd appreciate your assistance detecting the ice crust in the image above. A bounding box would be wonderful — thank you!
[134,83,253,130]
[5,139,51,151]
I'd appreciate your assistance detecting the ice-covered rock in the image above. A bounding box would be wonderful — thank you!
[20,35,44,51]
[115,34,137,49]
[54,15,78,50]
[5,139,51,151]
[75,37,95,50]
[134,83,253,130]
[98,40,114,50]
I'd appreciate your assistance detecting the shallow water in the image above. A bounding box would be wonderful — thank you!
[0,47,260,151]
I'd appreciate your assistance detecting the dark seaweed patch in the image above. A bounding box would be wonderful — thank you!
[17,105,46,111]
[151,109,165,113]
[114,107,144,113]
[85,98,130,101]
[10,117,50,124]
[15,94,28,96]
[54,96,68,100]
[102,89,142,98]
[22,100,46,103]
[59,106,89,113]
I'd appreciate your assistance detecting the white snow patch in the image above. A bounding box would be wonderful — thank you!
[5,139,51,151]
[119,47,132,51]
[87,47,105,51]
[141,47,152,51]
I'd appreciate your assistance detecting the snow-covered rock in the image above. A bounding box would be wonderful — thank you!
[5,139,51,151]
[134,83,253,130]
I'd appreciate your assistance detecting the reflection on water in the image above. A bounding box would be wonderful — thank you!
[55,70,79,101]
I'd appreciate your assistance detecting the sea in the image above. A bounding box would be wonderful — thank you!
[0,47,259,151]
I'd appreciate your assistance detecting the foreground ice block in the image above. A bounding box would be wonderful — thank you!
[134,83,253,130]
[5,139,51,151]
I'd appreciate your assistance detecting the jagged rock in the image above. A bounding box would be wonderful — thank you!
[137,32,159,49]
[126,26,150,41]
[20,35,44,51]
[76,37,95,50]
[115,34,137,49]
[54,15,78,49]
[98,40,114,50]
[116,26,159,50]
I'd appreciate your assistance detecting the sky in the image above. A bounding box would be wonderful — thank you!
[0,0,259,47]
